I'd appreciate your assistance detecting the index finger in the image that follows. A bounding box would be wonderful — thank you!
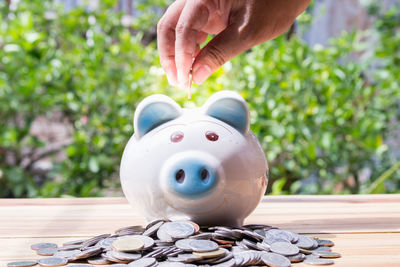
[175,0,218,89]
[157,0,186,86]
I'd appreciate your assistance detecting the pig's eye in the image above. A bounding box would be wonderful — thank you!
[205,131,219,141]
[170,131,184,143]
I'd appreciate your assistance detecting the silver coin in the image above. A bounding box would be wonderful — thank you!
[110,250,142,261]
[165,247,183,257]
[263,236,290,245]
[233,251,245,266]
[212,258,236,267]
[87,256,111,265]
[127,235,154,249]
[72,246,102,260]
[81,234,110,249]
[230,246,248,254]
[67,265,93,267]
[157,262,184,266]
[189,232,213,240]
[241,238,259,250]
[37,257,67,266]
[188,240,219,252]
[143,221,164,237]
[57,245,81,251]
[212,252,234,264]
[311,238,319,249]
[116,226,145,237]
[142,247,163,258]
[209,226,232,231]
[270,241,300,256]
[154,240,174,247]
[62,239,86,246]
[256,241,271,251]
[164,221,195,239]
[225,229,243,239]
[104,251,131,263]
[154,246,175,258]
[316,239,334,247]
[286,231,299,243]
[295,235,315,249]
[146,219,167,229]
[312,251,341,258]
[37,247,58,256]
[261,252,291,267]
[304,256,334,265]
[7,261,37,267]
[254,229,266,237]
[53,249,81,259]
[299,248,313,255]
[108,264,128,267]
[31,243,58,251]
[175,239,194,251]
[157,223,174,242]
[116,226,145,235]
[243,224,273,230]
[97,237,118,249]
[242,230,264,242]
[128,257,157,267]
[233,251,256,266]
[169,253,198,263]
[266,229,292,242]
[311,246,332,252]
[287,253,306,263]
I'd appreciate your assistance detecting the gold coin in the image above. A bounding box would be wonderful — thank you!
[111,236,144,252]
[192,248,226,259]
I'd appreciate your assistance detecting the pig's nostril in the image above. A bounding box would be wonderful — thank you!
[175,169,185,184]
[200,168,210,183]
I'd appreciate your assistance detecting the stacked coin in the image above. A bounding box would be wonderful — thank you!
[8,221,340,266]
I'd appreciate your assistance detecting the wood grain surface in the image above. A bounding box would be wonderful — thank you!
[1,194,399,266]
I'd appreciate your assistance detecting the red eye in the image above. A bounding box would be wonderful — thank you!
[171,131,184,142]
[205,131,219,141]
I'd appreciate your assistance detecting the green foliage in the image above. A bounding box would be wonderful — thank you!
[0,0,399,197]
[0,0,161,197]
[184,31,399,195]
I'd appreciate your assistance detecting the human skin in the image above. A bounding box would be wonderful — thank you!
[157,0,311,89]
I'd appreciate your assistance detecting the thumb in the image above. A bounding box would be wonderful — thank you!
[192,25,251,85]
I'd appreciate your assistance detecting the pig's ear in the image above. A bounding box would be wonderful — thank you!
[134,94,181,138]
[203,91,249,134]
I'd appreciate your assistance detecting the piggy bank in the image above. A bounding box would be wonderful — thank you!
[120,91,268,227]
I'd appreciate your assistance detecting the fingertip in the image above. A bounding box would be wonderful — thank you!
[161,59,178,86]
[177,70,187,90]
[166,74,178,87]
[192,64,212,85]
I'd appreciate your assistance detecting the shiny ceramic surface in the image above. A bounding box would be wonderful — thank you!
[120,91,268,226]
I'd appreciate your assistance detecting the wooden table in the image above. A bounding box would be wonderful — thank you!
[1,194,399,266]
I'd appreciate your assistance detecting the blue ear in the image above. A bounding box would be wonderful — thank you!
[134,95,181,138]
[203,91,249,134]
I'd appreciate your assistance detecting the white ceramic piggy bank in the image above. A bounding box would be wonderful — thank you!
[120,91,268,227]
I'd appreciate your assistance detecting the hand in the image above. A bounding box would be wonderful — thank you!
[157,0,310,89]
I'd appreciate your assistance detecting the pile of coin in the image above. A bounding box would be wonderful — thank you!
[8,221,341,267]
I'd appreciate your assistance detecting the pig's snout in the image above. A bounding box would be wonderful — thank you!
[161,151,221,198]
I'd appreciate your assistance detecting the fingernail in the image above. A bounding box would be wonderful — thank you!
[193,64,211,85]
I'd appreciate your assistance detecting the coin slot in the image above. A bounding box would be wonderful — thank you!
[175,169,185,183]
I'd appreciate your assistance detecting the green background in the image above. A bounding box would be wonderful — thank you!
[0,0,399,197]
